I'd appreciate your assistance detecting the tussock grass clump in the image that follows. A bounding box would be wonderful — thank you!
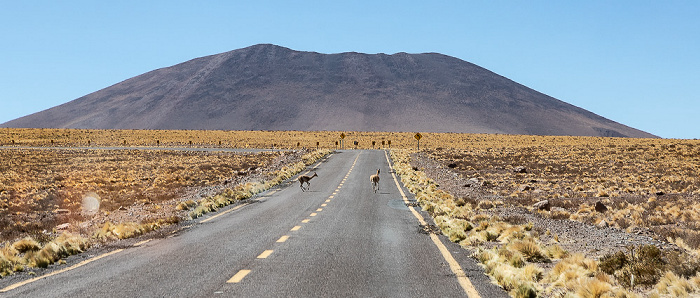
[94,217,179,241]
[509,238,550,263]
[545,244,569,259]
[575,276,613,298]
[176,200,197,211]
[476,247,543,296]
[0,232,89,276]
[546,253,601,293]
[12,238,41,253]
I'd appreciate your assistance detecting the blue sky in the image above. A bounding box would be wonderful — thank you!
[1,1,698,138]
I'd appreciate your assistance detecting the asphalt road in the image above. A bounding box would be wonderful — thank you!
[0,150,507,297]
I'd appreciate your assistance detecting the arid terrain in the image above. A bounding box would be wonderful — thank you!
[1,130,332,277]
[2,128,699,297]
[392,135,700,297]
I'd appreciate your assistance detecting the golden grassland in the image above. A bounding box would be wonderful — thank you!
[424,137,700,251]
[1,148,330,277]
[0,148,280,241]
[391,150,700,297]
[390,133,700,297]
[0,128,333,277]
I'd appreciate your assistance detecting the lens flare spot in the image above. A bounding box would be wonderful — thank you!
[82,192,100,216]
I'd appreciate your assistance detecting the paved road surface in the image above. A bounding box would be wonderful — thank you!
[0,150,506,297]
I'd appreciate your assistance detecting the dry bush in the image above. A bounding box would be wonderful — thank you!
[598,245,667,289]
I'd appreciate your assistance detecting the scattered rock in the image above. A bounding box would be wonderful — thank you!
[118,206,127,211]
[519,185,534,191]
[513,166,528,173]
[656,191,665,196]
[596,220,609,229]
[56,223,71,230]
[551,207,568,213]
[595,201,608,213]
[463,178,481,188]
[54,209,71,215]
[447,163,457,168]
[533,200,551,211]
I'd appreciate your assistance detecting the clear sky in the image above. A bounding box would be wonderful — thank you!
[1,1,698,138]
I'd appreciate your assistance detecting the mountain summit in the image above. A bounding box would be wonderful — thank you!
[3,44,655,138]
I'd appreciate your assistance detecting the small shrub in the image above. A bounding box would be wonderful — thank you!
[599,251,627,275]
[600,245,665,288]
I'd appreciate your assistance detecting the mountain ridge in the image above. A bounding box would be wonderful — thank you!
[2,44,657,138]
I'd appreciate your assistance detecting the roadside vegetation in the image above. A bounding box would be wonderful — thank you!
[4,127,700,297]
[390,133,700,297]
[0,129,330,277]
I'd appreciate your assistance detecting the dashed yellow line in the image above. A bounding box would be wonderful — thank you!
[321,204,327,207]
[316,208,323,212]
[227,270,251,283]
[291,226,302,231]
[384,150,482,298]
[277,235,289,243]
[301,219,310,223]
[257,250,274,259]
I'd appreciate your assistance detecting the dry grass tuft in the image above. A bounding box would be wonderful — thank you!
[655,271,695,297]
[509,238,550,263]
[575,277,612,298]
[11,238,41,253]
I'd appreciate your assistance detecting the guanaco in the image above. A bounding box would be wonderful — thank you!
[370,169,380,193]
[297,172,318,191]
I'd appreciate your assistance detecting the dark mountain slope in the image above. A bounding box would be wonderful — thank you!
[3,44,656,138]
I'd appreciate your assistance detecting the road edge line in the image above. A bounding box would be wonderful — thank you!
[0,248,125,293]
[384,150,481,298]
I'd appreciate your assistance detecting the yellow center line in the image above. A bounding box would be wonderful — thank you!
[321,203,327,207]
[310,213,317,217]
[328,196,334,199]
[227,270,251,283]
[316,208,323,212]
[1,249,125,293]
[383,150,481,298]
[325,199,331,202]
[291,226,302,231]
[277,235,289,242]
[301,219,310,223]
[257,250,274,259]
